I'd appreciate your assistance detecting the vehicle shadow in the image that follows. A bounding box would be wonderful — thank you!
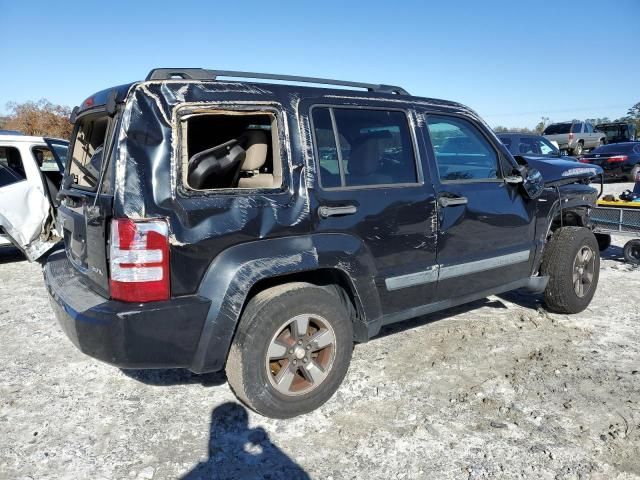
[374,297,509,340]
[120,368,226,387]
[181,402,310,480]
[0,246,25,264]
[601,245,626,262]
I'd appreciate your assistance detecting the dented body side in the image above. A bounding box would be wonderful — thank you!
[45,79,602,373]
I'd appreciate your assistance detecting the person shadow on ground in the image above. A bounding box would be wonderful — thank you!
[181,402,310,480]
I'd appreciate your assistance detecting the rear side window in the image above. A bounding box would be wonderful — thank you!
[0,146,26,187]
[544,123,571,135]
[427,116,500,181]
[68,115,109,189]
[311,107,418,188]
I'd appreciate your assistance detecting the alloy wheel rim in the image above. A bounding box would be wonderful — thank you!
[265,314,336,396]
[572,245,595,297]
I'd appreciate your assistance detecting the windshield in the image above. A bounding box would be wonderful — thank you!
[544,123,572,135]
[499,135,558,156]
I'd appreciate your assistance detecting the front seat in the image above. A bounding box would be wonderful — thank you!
[347,137,391,186]
[188,138,246,189]
[237,130,274,188]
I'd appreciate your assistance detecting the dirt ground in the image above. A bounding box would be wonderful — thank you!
[1,183,639,480]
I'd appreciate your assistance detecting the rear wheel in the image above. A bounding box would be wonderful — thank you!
[226,282,353,418]
[595,233,611,252]
[623,239,640,265]
[628,164,640,182]
[571,142,584,156]
[541,227,600,313]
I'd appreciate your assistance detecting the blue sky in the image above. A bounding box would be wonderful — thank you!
[1,0,638,128]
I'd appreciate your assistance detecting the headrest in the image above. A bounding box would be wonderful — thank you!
[348,137,380,176]
[241,130,268,171]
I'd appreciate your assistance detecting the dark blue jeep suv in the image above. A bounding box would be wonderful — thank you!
[44,68,603,418]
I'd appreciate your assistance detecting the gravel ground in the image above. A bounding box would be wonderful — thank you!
[1,183,639,480]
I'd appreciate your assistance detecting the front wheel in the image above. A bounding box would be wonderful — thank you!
[226,282,353,418]
[541,227,600,313]
[623,239,640,265]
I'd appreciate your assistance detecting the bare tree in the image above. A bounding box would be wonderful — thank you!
[4,99,72,139]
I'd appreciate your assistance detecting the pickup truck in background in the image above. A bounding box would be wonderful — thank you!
[595,122,637,144]
[543,121,605,156]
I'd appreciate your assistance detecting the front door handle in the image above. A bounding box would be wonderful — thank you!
[438,195,468,208]
[318,205,358,218]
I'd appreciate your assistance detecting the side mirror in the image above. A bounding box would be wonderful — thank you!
[521,167,544,199]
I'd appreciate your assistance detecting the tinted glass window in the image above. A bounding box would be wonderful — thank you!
[312,107,418,188]
[585,123,593,133]
[517,137,556,155]
[498,136,512,148]
[571,122,583,133]
[427,116,499,181]
[311,108,341,188]
[0,146,26,187]
[544,123,571,134]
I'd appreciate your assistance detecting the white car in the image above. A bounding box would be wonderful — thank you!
[0,133,68,260]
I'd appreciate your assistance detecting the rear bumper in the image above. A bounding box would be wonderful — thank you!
[44,250,212,370]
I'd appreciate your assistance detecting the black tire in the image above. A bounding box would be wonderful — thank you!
[226,282,353,418]
[623,239,640,265]
[541,227,600,314]
[595,233,611,252]
[571,142,583,156]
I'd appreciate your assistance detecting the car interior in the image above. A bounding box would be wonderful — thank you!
[185,113,282,190]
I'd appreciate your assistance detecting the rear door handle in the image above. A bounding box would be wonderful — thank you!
[318,205,358,218]
[438,195,468,208]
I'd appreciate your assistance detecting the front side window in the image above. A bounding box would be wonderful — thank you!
[427,116,500,181]
[571,122,583,133]
[311,107,418,188]
[0,146,26,187]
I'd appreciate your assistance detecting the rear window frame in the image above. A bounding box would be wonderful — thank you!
[174,102,291,198]
[309,104,424,191]
[66,109,117,193]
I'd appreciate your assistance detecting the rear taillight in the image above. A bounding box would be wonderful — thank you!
[607,155,628,163]
[569,133,574,140]
[578,158,590,163]
[109,218,170,302]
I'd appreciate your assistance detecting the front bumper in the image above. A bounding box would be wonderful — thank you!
[44,250,211,370]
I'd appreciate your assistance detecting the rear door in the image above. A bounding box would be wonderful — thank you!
[420,112,537,300]
[308,104,439,316]
[0,142,59,260]
[57,112,117,296]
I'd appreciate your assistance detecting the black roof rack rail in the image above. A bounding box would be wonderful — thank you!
[145,68,409,95]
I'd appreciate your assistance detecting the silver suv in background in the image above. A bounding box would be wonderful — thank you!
[543,121,605,156]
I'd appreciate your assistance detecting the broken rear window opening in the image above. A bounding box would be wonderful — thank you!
[68,114,109,189]
[183,111,283,190]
